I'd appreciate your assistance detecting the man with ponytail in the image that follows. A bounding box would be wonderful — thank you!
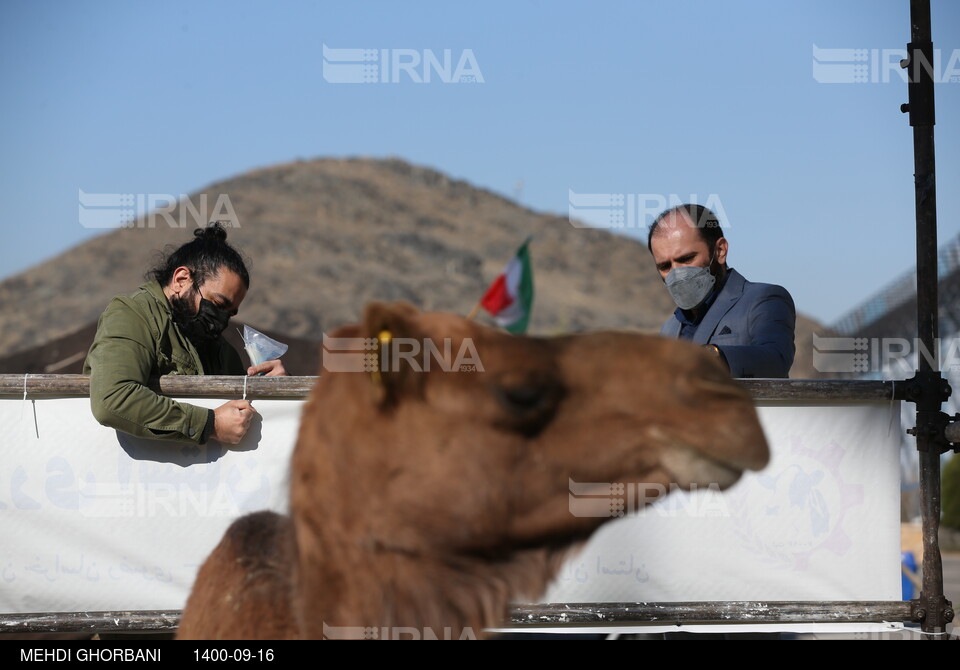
[83,222,286,446]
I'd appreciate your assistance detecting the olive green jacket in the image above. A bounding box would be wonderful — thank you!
[82,280,245,444]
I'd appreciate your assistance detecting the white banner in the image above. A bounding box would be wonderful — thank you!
[1,397,300,613]
[0,397,903,626]
[540,401,903,604]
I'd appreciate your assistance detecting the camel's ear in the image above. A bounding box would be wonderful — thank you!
[360,301,425,407]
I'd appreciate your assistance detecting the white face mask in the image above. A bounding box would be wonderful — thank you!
[664,255,716,310]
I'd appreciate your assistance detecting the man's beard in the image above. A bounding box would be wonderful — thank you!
[170,287,230,347]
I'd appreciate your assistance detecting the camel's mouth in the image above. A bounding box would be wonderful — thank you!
[658,445,749,492]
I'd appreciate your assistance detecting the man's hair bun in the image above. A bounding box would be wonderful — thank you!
[196,221,229,242]
[149,220,248,288]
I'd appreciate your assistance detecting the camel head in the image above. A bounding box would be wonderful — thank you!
[289,301,768,628]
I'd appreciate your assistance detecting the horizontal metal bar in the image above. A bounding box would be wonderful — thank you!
[0,375,898,402]
[507,601,914,626]
[0,610,181,635]
[0,374,317,399]
[738,379,899,401]
[0,601,915,634]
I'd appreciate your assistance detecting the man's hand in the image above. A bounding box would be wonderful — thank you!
[212,399,257,444]
[247,360,287,377]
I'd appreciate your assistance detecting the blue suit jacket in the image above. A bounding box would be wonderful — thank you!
[660,268,796,378]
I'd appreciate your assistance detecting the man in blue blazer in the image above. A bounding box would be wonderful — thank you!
[649,204,795,378]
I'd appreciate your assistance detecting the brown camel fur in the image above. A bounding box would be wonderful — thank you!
[177,301,769,639]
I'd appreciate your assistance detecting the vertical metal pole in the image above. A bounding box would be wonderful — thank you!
[904,0,950,637]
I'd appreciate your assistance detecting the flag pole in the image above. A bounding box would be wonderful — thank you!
[465,303,481,321]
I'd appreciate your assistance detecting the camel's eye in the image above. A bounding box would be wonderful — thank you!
[494,382,564,437]
[500,385,547,410]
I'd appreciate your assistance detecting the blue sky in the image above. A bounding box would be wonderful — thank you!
[1,0,958,326]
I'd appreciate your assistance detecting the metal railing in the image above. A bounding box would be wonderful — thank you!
[0,373,941,636]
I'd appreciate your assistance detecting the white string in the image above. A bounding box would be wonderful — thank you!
[20,373,28,421]
[20,374,39,438]
[242,375,248,401]
[887,380,898,437]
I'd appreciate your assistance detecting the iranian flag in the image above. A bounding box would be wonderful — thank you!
[479,237,534,334]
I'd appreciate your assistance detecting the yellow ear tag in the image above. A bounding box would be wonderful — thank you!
[370,329,392,387]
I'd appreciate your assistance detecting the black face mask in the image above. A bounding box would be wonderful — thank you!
[171,284,232,345]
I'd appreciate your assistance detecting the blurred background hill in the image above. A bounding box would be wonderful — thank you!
[0,156,829,377]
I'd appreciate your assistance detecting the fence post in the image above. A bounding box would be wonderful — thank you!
[902,0,955,638]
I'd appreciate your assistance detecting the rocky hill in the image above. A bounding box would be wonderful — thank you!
[0,157,827,377]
